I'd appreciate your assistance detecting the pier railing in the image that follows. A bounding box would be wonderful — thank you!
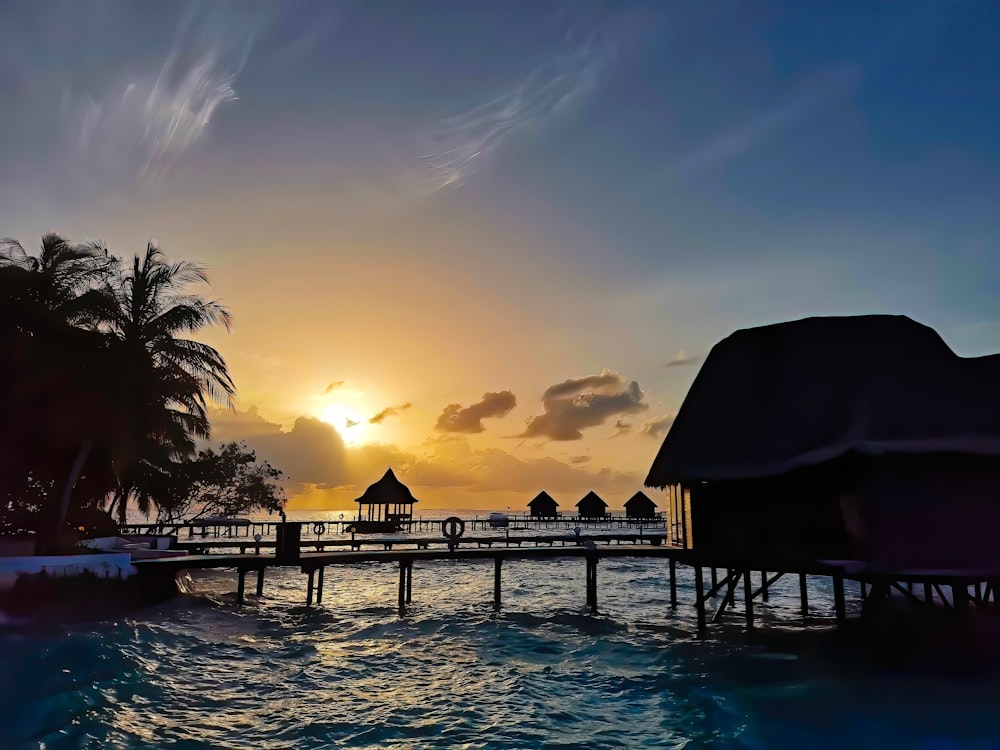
[119,513,668,540]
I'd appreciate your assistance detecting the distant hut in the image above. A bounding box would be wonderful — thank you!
[645,314,1000,570]
[576,491,608,519]
[624,491,657,519]
[528,491,559,518]
[352,468,419,533]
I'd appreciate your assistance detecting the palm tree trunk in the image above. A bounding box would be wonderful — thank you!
[46,436,94,554]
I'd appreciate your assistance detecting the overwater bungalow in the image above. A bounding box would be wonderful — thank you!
[645,314,1000,571]
[624,491,657,519]
[528,491,559,518]
[353,468,419,533]
[576,491,608,519]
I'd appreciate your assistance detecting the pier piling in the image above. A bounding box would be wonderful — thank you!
[669,556,677,607]
[743,569,754,629]
[694,566,706,633]
[256,569,265,598]
[494,557,502,611]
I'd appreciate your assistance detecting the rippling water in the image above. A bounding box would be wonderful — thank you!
[3,511,1000,748]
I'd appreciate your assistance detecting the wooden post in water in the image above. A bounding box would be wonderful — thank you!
[306,569,315,605]
[316,566,325,604]
[396,561,413,614]
[669,556,677,607]
[743,569,754,629]
[256,568,265,598]
[798,572,808,618]
[585,555,598,614]
[694,565,706,633]
[833,572,845,625]
[494,557,502,611]
[237,568,247,605]
[761,570,769,602]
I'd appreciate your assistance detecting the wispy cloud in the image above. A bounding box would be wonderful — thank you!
[666,351,701,367]
[73,4,265,187]
[416,16,619,194]
[369,402,413,424]
[655,67,858,185]
[641,413,675,440]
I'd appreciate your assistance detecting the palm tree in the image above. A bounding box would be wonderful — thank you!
[103,244,235,522]
[0,234,119,542]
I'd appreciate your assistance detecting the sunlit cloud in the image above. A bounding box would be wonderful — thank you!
[323,380,346,394]
[435,391,517,433]
[522,370,648,441]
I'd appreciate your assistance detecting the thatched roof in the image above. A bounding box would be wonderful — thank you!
[355,468,419,504]
[646,314,1000,487]
[528,491,559,507]
[624,490,656,509]
[576,490,607,509]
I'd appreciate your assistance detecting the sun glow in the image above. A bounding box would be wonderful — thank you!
[320,402,367,445]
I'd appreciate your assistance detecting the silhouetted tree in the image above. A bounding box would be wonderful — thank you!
[154,442,285,523]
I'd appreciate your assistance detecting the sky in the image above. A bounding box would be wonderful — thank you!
[2,0,999,512]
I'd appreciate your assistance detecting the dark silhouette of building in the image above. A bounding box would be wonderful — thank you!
[527,491,559,518]
[576,490,608,519]
[624,491,657,519]
[645,314,1000,569]
[353,468,418,533]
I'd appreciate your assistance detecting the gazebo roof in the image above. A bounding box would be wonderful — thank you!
[576,490,607,508]
[528,490,559,507]
[354,468,420,505]
[624,490,656,508]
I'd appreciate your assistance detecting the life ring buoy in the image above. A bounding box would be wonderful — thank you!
[313,522,326,536]
[441,516,465,541]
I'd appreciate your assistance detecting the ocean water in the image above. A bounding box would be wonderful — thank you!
[3,511,1000,749]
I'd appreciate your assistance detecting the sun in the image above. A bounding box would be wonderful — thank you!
[320,402,367,445]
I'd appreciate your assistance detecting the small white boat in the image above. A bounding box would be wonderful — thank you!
[488,512,509,528]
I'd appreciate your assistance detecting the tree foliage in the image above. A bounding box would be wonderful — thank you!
[155,442,286,523]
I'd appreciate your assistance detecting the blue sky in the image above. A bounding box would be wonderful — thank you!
[2,0,998,507]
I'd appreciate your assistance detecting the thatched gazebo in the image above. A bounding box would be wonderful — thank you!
[352,468,419,533]
[645,314,1000,569]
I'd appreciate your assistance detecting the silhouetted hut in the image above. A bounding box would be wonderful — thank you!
[576,491,608,519]
[624,491,657,519]
[528,491,559,518]
[353,468,419,533]
[645,314,1000,570]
